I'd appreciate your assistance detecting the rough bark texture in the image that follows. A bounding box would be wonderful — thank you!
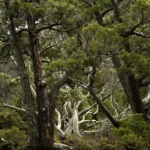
[27,13,51,149]
[4,1,69,149]
[89,87,119,128]
[112,54,148,122]
[5,4,39,148]
[65,101,81,136]
[88,65,119,128]
[48,74,69,147]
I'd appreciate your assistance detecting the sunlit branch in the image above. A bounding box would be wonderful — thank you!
[133,32,150,38]
[0,103,26,113]
[16,28,28,35]
[79,102,97,116]
[51,26,77,33]
[36,23,61,33]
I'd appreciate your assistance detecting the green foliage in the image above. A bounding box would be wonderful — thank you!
[116,114,150,150]
[1,0,150,148]
[119,50,150,79]
[64,135,120,150]
[82,22,122,55]
[130,0,150,12]
[0,126,28,150]
[0,72,11,80]
[0,111,28,131]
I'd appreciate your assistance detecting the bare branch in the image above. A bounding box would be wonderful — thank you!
[121,12,146,37]
[55,109,62,129]
[79,102,97,116]
[88,66,119,128]
[79,110,93,124]
[50,26,77,33]
[55,108,66,137]
[0,103,26,113]
[63,101,69,119]
[119,105,131,119]
[76,100,82,109]
[30,84,36,99]
[139,78,150,87]
[81,121,103,132]
[142,85,150,106]
[121,22,143,37]
[16,28,28,35]
[54,143,72,150]
[133,32,150,38]
[36,23,61,33]
[79,119,97,124]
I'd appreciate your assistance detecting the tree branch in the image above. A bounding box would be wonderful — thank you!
[55,109,62,129]
[78,102,97,116]
[121,22,144,37]
[133,32,150,38]
[88,66,119,128]
[139,78,150,87]
[0,35,8,42]
[102,8,113,17]
[110,0,122,22]
[121,12,145,37]
[16,28,28,35]
[36,23,61,33]
[0,103,26,113]
[50,26,77,33]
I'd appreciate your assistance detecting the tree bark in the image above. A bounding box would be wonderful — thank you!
[5,6,39,149]
[89,87,119,128]
[112,55,149,121]
[27,13,51,149]
[65,101,81,136]
[48,74,69,147]
[88,65,119,128]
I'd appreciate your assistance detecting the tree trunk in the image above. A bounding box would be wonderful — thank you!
[89,87,119,128]
[26,7,69,149]
[112,55,149,121]
[48,74,69,146]
[65,101,81,136]
[27,16,51,149]
[6,10,39,150]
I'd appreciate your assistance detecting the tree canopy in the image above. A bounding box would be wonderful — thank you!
[0,0,150,150]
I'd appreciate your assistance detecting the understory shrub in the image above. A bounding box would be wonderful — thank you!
[116,114,150,150]
[64,134,122,150]
[0,126,28,150]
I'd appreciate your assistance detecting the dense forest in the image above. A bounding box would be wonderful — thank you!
[0,0,150,150]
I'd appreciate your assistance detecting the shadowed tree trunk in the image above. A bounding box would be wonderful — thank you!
[3,1,70,149]
[27,15,50,149]
[4,3,39,149]
[27,13,70,148]
[48,74,69,147]
[112,55,148,121]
